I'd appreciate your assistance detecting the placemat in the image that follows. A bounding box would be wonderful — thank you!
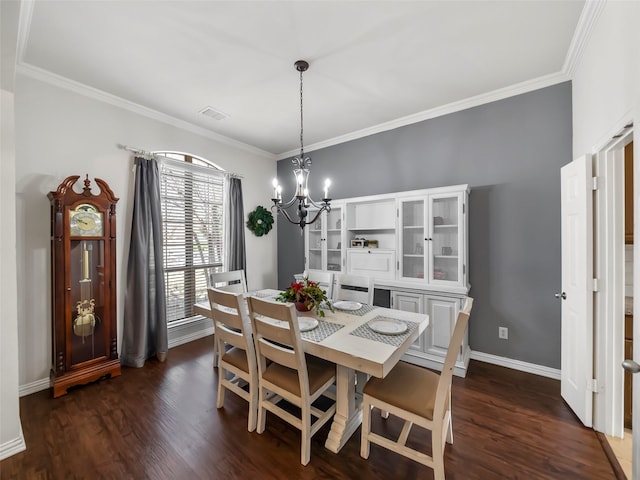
[332,303,376,317]
[249,290,280,300]
[301,319,344,342]
[349,316,419,347]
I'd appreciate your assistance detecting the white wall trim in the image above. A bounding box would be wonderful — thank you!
[562,0,607,77]
[0,428,26,461]
[18,377,49,397]
[471,350,561,380]
[167,319,214,349]
[15,63,275,160]
[278,72,570,160]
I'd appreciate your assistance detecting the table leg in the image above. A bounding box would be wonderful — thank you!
[325,365,362,453]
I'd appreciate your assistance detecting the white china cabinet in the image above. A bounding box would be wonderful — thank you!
[304,184,471,376]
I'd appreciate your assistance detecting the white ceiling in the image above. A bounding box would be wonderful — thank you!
[16,1,585,158]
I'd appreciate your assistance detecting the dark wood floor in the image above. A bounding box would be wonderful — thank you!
[2,337,616,480]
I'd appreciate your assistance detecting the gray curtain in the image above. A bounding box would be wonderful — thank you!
[121,157,168,367]
[227,176,246,271]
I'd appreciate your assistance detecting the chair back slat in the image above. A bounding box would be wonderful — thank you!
[209,269,248,293]
[256,337,298,370]
[335,274,374,304]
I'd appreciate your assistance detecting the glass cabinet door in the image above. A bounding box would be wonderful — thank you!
[428,192,464,284]
[306,208,323,270]
[399,198,426,280]
[325,206,342,272]
[305,206,343,273]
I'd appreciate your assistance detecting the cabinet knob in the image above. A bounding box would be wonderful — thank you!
[622,359,640,374]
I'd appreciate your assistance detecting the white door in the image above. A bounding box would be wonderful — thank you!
[560,155,594,427]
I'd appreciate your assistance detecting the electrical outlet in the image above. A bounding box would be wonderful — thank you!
[498,327,508,340]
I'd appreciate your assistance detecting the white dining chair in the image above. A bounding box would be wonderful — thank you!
[209,269,247,294]
[334,274,374,305]
[294,271,335,299]
[247,296,337,466]
[360,297,473,479]
[208,287,258,432]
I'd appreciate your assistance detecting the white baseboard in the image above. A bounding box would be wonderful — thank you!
[470,350,561,380]
[19,377,49,397]
[0,428,26,461]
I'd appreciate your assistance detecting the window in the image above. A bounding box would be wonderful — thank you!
[157,152,225,325]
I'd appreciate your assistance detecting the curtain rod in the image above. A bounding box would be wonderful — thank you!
[117,144,243,178]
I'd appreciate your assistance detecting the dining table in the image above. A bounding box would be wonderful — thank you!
[194,289,429,454]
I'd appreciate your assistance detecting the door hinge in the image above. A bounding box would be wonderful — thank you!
[396,208,399,217]
[592,278,599,292]
[463,264,466,274]
[463,203,465,214]
[588,378,599,393]
[397,261,400,270]
[592,176,599,190]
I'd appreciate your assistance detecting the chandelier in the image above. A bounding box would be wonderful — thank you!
[271,60,331,230]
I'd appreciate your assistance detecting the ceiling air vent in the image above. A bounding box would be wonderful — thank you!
[199,106,229,121]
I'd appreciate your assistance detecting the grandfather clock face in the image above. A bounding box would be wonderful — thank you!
[68,204,107,366]
[69,203,104,237]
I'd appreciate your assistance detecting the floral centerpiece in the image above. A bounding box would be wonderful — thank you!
[276,277,334,317]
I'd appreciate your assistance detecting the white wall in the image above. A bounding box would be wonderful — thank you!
[14,74,277,390]
[0,0,25,461]
[572,1,639,155]
[0,89,25,460]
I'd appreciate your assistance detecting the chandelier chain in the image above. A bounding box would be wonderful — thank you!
[299,68,304,157]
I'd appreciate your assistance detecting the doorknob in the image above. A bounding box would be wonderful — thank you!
[622,359,640,374]
[554,292,567,300]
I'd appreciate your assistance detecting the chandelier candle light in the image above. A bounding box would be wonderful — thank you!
[271,60,331,230]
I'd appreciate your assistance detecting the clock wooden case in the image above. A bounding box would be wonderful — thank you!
[48,175,121,397]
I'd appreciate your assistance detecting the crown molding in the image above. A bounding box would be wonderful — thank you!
[276,71,570,160]
[562,0,607,77]
[15,63,276,160]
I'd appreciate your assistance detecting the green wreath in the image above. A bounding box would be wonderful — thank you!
[246,206,274,237]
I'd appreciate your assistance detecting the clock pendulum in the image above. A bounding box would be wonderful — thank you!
[73,241,98,346]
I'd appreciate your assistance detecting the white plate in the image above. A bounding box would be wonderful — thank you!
[298,318,319,332]
[333,301,362,311]
[368,318,408,335]
[270,317,319,332]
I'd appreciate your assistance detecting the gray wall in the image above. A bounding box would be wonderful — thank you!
[277,82,571,369]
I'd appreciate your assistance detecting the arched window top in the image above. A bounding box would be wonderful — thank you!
[154,151,223,171]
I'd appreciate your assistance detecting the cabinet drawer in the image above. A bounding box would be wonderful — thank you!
[347,249,396,279]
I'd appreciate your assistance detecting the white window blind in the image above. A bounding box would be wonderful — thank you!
[158,155,225,324]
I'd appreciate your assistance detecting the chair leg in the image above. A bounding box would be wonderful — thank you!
[360,399,371,459]
[216,366,225,409]
[433,421,446,480]
[247,381,258,432]
[301,404,311,466]
[212,335,218,368]
[445,411,453,444]
[256,387,267,434]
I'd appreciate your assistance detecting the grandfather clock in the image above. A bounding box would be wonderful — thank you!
[48,175,121,397]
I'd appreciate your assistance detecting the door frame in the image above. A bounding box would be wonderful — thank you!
[593,125,632,436]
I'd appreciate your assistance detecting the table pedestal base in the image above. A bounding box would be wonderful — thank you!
[324,365,364,453]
